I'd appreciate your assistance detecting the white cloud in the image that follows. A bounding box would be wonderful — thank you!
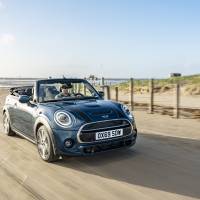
[0,34,16,45]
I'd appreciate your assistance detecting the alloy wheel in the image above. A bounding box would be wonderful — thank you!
[37,129,50,160]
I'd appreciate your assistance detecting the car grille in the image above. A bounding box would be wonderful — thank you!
[78,119,132,143]
[82,139,135,154]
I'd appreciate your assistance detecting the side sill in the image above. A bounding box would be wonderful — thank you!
[12,128,37,144]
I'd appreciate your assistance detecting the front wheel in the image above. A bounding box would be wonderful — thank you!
[36,125,58,162]
[2,112,15,136]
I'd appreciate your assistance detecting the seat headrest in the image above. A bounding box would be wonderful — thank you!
[25,88,32,96]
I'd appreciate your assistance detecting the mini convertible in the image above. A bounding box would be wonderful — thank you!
[3,78,137,162]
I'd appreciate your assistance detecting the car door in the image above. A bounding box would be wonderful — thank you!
[14,101,37,140]
[6,96,19,129]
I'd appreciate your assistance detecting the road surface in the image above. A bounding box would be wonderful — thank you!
[0,126,200,200]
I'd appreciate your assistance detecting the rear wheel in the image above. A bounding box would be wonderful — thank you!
[2,112,15,136]
[36,125,58,162]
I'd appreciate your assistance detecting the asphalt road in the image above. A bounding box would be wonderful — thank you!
[0,124,200,200]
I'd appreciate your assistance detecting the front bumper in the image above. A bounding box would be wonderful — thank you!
[53,129,137,156]
[78,133,137,155]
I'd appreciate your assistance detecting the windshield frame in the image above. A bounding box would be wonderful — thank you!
[35,78,101,103]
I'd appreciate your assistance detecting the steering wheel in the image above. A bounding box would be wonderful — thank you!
[74,93,84,97]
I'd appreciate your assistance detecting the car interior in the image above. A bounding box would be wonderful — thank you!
[10,86,33,98]
[10,82,94,103]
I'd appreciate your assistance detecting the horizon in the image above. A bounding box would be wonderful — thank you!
[0,0,200,78]
[0,72,199,80]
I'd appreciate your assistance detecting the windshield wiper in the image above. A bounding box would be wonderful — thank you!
[42,99,63,103]
[78,96,98,100]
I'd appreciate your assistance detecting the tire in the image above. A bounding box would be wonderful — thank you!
[36,125,58,162]
[2,112,15,136]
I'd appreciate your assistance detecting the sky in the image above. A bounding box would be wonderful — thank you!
[0,0,200,78]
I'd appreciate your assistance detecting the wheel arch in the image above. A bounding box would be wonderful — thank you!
[34,116,57,155]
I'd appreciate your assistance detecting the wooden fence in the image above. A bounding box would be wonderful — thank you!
[97,78,200,119]
[0,77,199,119]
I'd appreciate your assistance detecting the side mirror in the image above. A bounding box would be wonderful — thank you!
[98,91,104,98]
[19,95,30,104]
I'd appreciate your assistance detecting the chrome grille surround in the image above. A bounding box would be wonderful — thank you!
[77,119,133,143]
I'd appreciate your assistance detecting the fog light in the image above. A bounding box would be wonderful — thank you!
[64,139,73,148]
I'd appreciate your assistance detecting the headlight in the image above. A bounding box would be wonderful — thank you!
[121,104,134,119]
[54,111,74,128]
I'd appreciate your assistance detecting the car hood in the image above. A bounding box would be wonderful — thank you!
[42,99,124,122]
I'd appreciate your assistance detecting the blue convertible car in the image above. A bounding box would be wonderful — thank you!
[3,78,137,162]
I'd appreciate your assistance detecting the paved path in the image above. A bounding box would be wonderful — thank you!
[135,111,200,140]
[0,121,200,199]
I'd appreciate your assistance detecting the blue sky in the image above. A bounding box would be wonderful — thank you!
[0,0,200,78]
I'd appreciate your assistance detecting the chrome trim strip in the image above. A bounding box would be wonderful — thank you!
[77,118,133,144]
[12,128,37,144]
[81,124,130,132]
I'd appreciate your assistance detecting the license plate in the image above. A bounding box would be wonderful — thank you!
[95,129,123,140]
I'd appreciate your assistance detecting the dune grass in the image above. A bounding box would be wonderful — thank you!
[112,74,200,89]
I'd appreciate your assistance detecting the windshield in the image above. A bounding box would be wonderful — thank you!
[38,79,100,102]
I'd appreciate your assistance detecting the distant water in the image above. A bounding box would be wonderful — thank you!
[88,79,129,86]
[0,78,130,88]
[0,79,35,88]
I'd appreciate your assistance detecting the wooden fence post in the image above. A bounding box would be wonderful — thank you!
[174,83,180,118]
[149,79,154,113]
[130,78,134,111]
[106,86,111,100]
[115,87,118,102]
